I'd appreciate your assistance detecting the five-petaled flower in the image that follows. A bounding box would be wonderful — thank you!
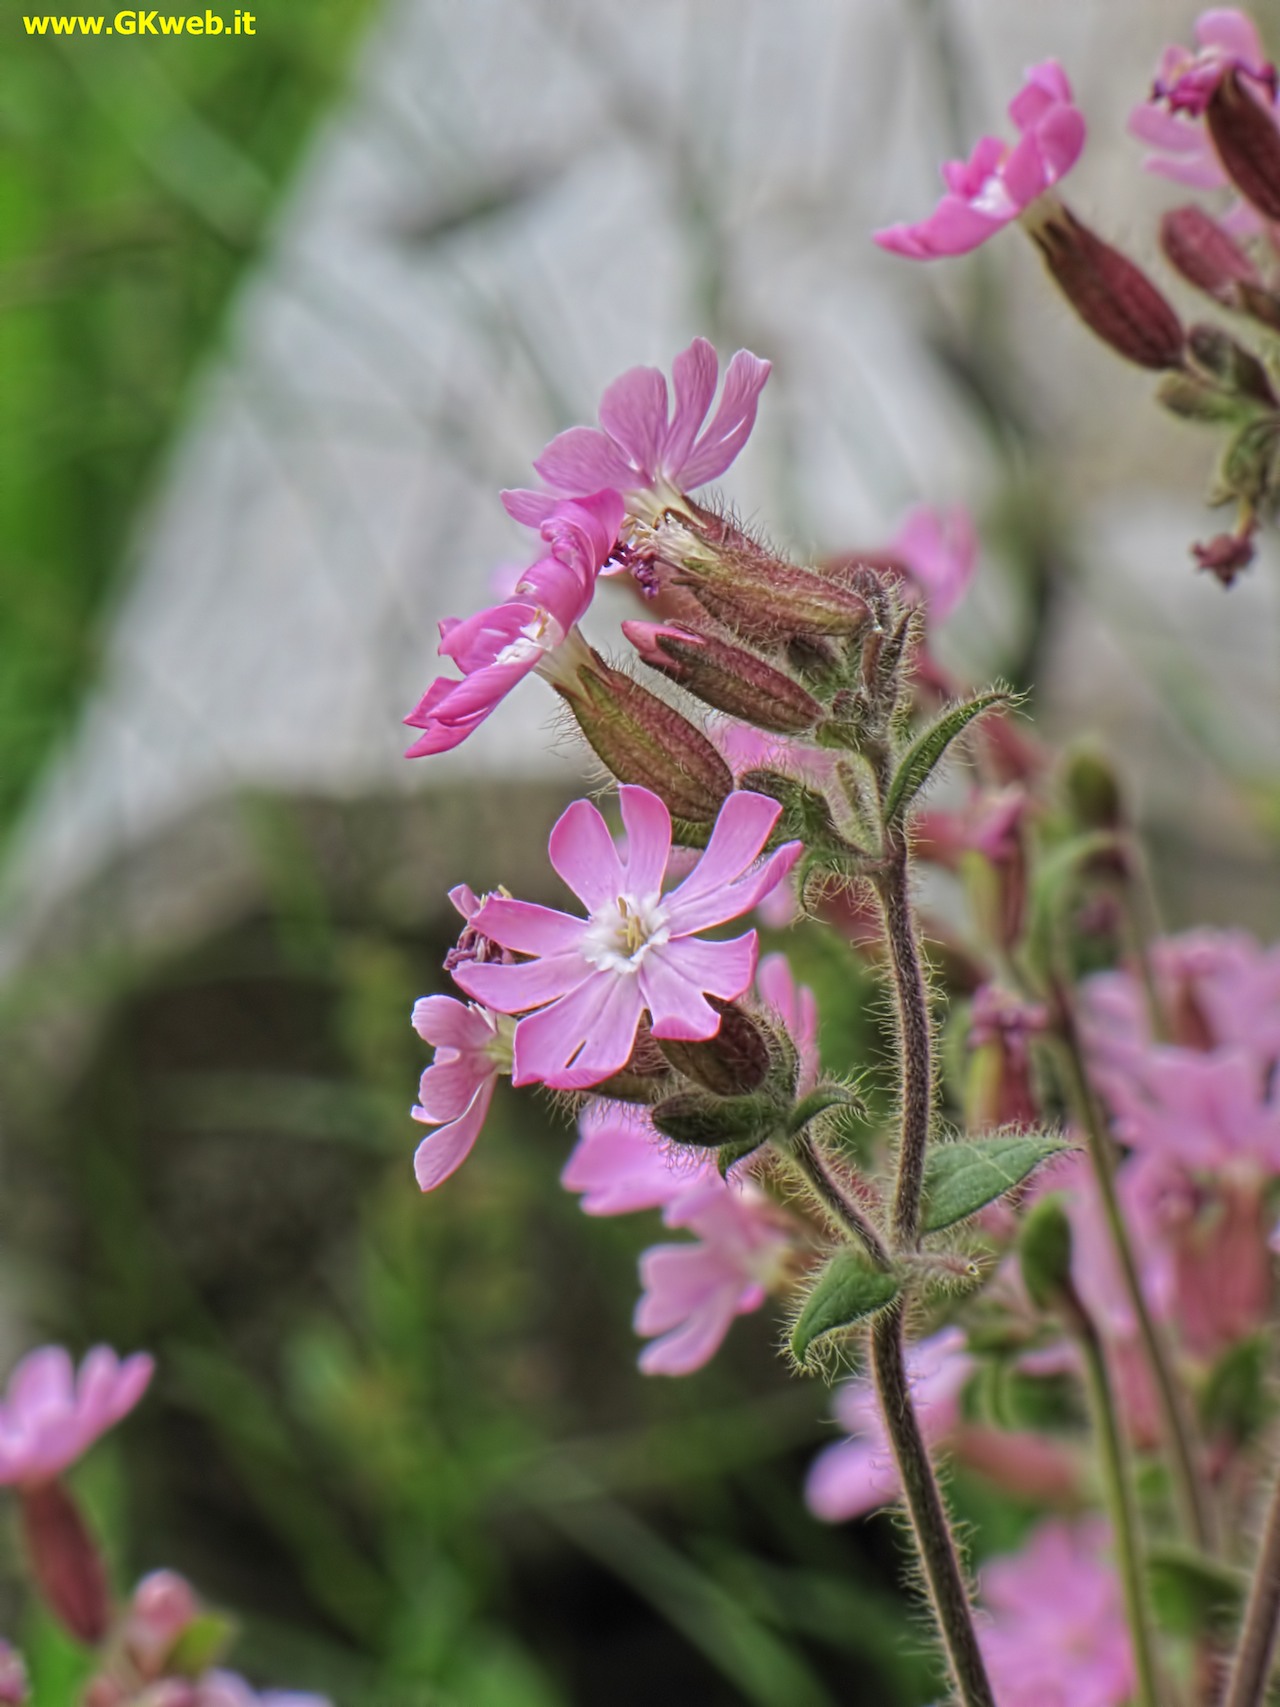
[404,489,622,758]
[451,786,801,1091]
[503,337,772,527]
[0,1346,153,1488]
[874,62,1085,259]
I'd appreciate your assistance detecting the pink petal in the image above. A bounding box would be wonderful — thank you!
[638,1292,740,1375]
[452,951,591,1014]
[415,1053,490,1123]
[805,1437,900,1521]
[598,364,670,481]
[666,838,801,936]
[1127,102,1206,151]
[548,797,626,910]
[634,1244,724,1334]
[618,786,672,896]
[1008,59,1074,130]
[100,1351,154,1427]
[465,897,583,957]
[638,949,722,1042]
[501,487,560,528]
[661,338,719,475]
[411,995,495,1050]
[654,932,759,1007]
[874,197,1014,260]
[534,425,633,497]
[1198,7,1266,64]
[677,350,773,489]
[7,1347,74,1418]
[664,792,781,915]
[413,1077,495,1190]
[512,972,646,1089]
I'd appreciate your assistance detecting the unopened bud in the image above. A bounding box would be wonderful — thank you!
[738,767,841,848]
[1187,323,1277,406]
[564,656,732,826]
[659,1001,774,1096]
[1028,204,1186,370]
[1217,414,1280,507]
[1019,1194,1075,1314]
[1159,205,1280,329]
[651,1088,776,1153]
[19,1481,111,1645]
[125,1570,201,1677]
[1194,519,1258,586]
[623,622,825,734]
[1207,69,1280,224]
[1063,746,1125,831]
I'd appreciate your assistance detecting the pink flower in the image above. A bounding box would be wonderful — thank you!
[0,1645,26,1707]
[874,63,1086,260]
[502,338,771,525]
[978,1519,1134,1707]
[410,995,513,1191]
[890,504,977,621]
[635,1180,792,1375]
[451,787,802,1091]
[805,1328,971,1520]
[404,490,621,757]
[756,952,820,1094]
[198,1678,329,1707]
[123,1571,201,1677]
[0,1346,153,1487]
[1150,8,1275,117]
[561,1101,706,1216]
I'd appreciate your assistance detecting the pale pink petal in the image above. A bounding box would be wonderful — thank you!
[501,487,560,527]
[452,951,592,1014]
[7,1349,74,1417]
[677,350,773,489]
[415,1053,490,1123]
[561,1105,697,1215]
[1128,102,1207,151]
[1198,7,1267,64]
[637,1288,741,1375]
[1009,59,1074,128]
[805,1437,901,1520]
[413,1077,496,1190]
[618,785,672,896]
[664,792,782,913]
[534,425,633,496]
[464,897,583,957]
[411,995,494,1050]
[598,364,670,481]
[638,951,722,1041]
[661,338,719,474]
[548,798,627,910]
[650,933,759,1012]
[512,972,645,1088]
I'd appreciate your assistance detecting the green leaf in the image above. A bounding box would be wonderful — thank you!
[882,692,1010,827]
[790,1252,899,1366]
[921,1135,1071,1234]
[1200,1332,1275,1446]
[1148,1544,1246,1638]
[786,1086,863,1135]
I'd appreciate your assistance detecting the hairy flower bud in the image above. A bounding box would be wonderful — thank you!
[19,1481,111,1645]
[563,655,733,826]
[1207,68,1280,223]
[650,1088,776,1153]
[623,622,825,734]
[659,1000,775,1096]
[1028,203,1186,370]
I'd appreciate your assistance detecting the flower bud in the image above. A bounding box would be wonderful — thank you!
[1186,323,1277,406]
[622,622,825,735]
[1207,69,1280,224]
[1062,746,1124,831]
[125,1570,201,1677]
[738,766,842,849]
[1028,203,1186,370]
[19,1480,111,1645]
[650,1089,776,1153]
[659,1000,774,1096]
[563,656,733,826]
[1193,521,1257,586]
[1159,206,1280,330]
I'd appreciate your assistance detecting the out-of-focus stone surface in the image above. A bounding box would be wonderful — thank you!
[2,0,1276,974]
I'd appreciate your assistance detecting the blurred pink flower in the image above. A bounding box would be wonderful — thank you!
[503,338,771,525]
[890,504,977,621]
[453,787,801,1091]
[756,952,820,1094]
[978,1519,1134,1707]
[198,1678,329,1707]
[1150,8,1274,117]
[635,1181,792,1375]
[123,1571,201,1677]
[410,995,513,1191]
[561,1101,705,1216]
[0,1645,26,1707]
[404,490,621,757]
[0,1346,152,1487]
[805,1328,971,1520]
[875,63,1085,260]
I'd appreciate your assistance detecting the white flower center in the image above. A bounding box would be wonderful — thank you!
[495,607,564,667]
[580,892,670,974]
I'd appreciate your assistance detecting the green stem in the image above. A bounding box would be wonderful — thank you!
[1073,1302,1162,1707]
[1051,983,1217,1555]
[876,842,933,1250]
[1222,1469,1280,1707]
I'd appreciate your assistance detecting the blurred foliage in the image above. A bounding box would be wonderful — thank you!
[0,1,376,841]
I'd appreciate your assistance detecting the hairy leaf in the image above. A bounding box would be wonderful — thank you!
[790,1253,899,1366]
[921,1134,1070,1234]
[882,692,1010,827]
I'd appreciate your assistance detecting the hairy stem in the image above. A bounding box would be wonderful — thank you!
[1073,1301,1161,1707]
[1222,1471,1280,1707]
[1052,982,1217,1555]
[786,1131,892,1269]
[871,1308,997,1707]
[877,842,933,1249]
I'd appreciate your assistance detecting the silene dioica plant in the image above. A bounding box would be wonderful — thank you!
[8,9,1280,1706]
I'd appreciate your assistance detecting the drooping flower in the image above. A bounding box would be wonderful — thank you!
[451,787,802,1091]
[410,995,513,1191]
[503,339,771,526]
[874,63,1085,260]
[635,1180,793,1375]
[0,1346,153,1487]
[404,490,622,757]
[1149,8,1275,118]
[977,1519,1135,1707]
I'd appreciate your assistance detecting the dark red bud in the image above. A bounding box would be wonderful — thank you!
[1207,69,1280,224]
[623,621,824,734]
[20,1481,111,1645]
[1031,206,1186,370]
[1160,204,1260,301]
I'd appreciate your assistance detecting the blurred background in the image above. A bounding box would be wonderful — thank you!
[3,0,1280,1700]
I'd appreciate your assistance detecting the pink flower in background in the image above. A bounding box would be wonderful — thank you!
[874,62,1085,260]
[122,1571,201,1676]
[198,1677,329,1707]
[806,1328,971,1520]
[757,952,820,1093]
[1150,8,1275,117]
[0,1346,153,1487]
[890,504,977,621]
[0,1646,26,1707]
[410,995,513,1191]
[452,787,801,1090]
[561,1101,704,1216]
[636,1181,792,1375]
[503,338,771,525]
[404,490,621,757]
[978,1519,1134,1707]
